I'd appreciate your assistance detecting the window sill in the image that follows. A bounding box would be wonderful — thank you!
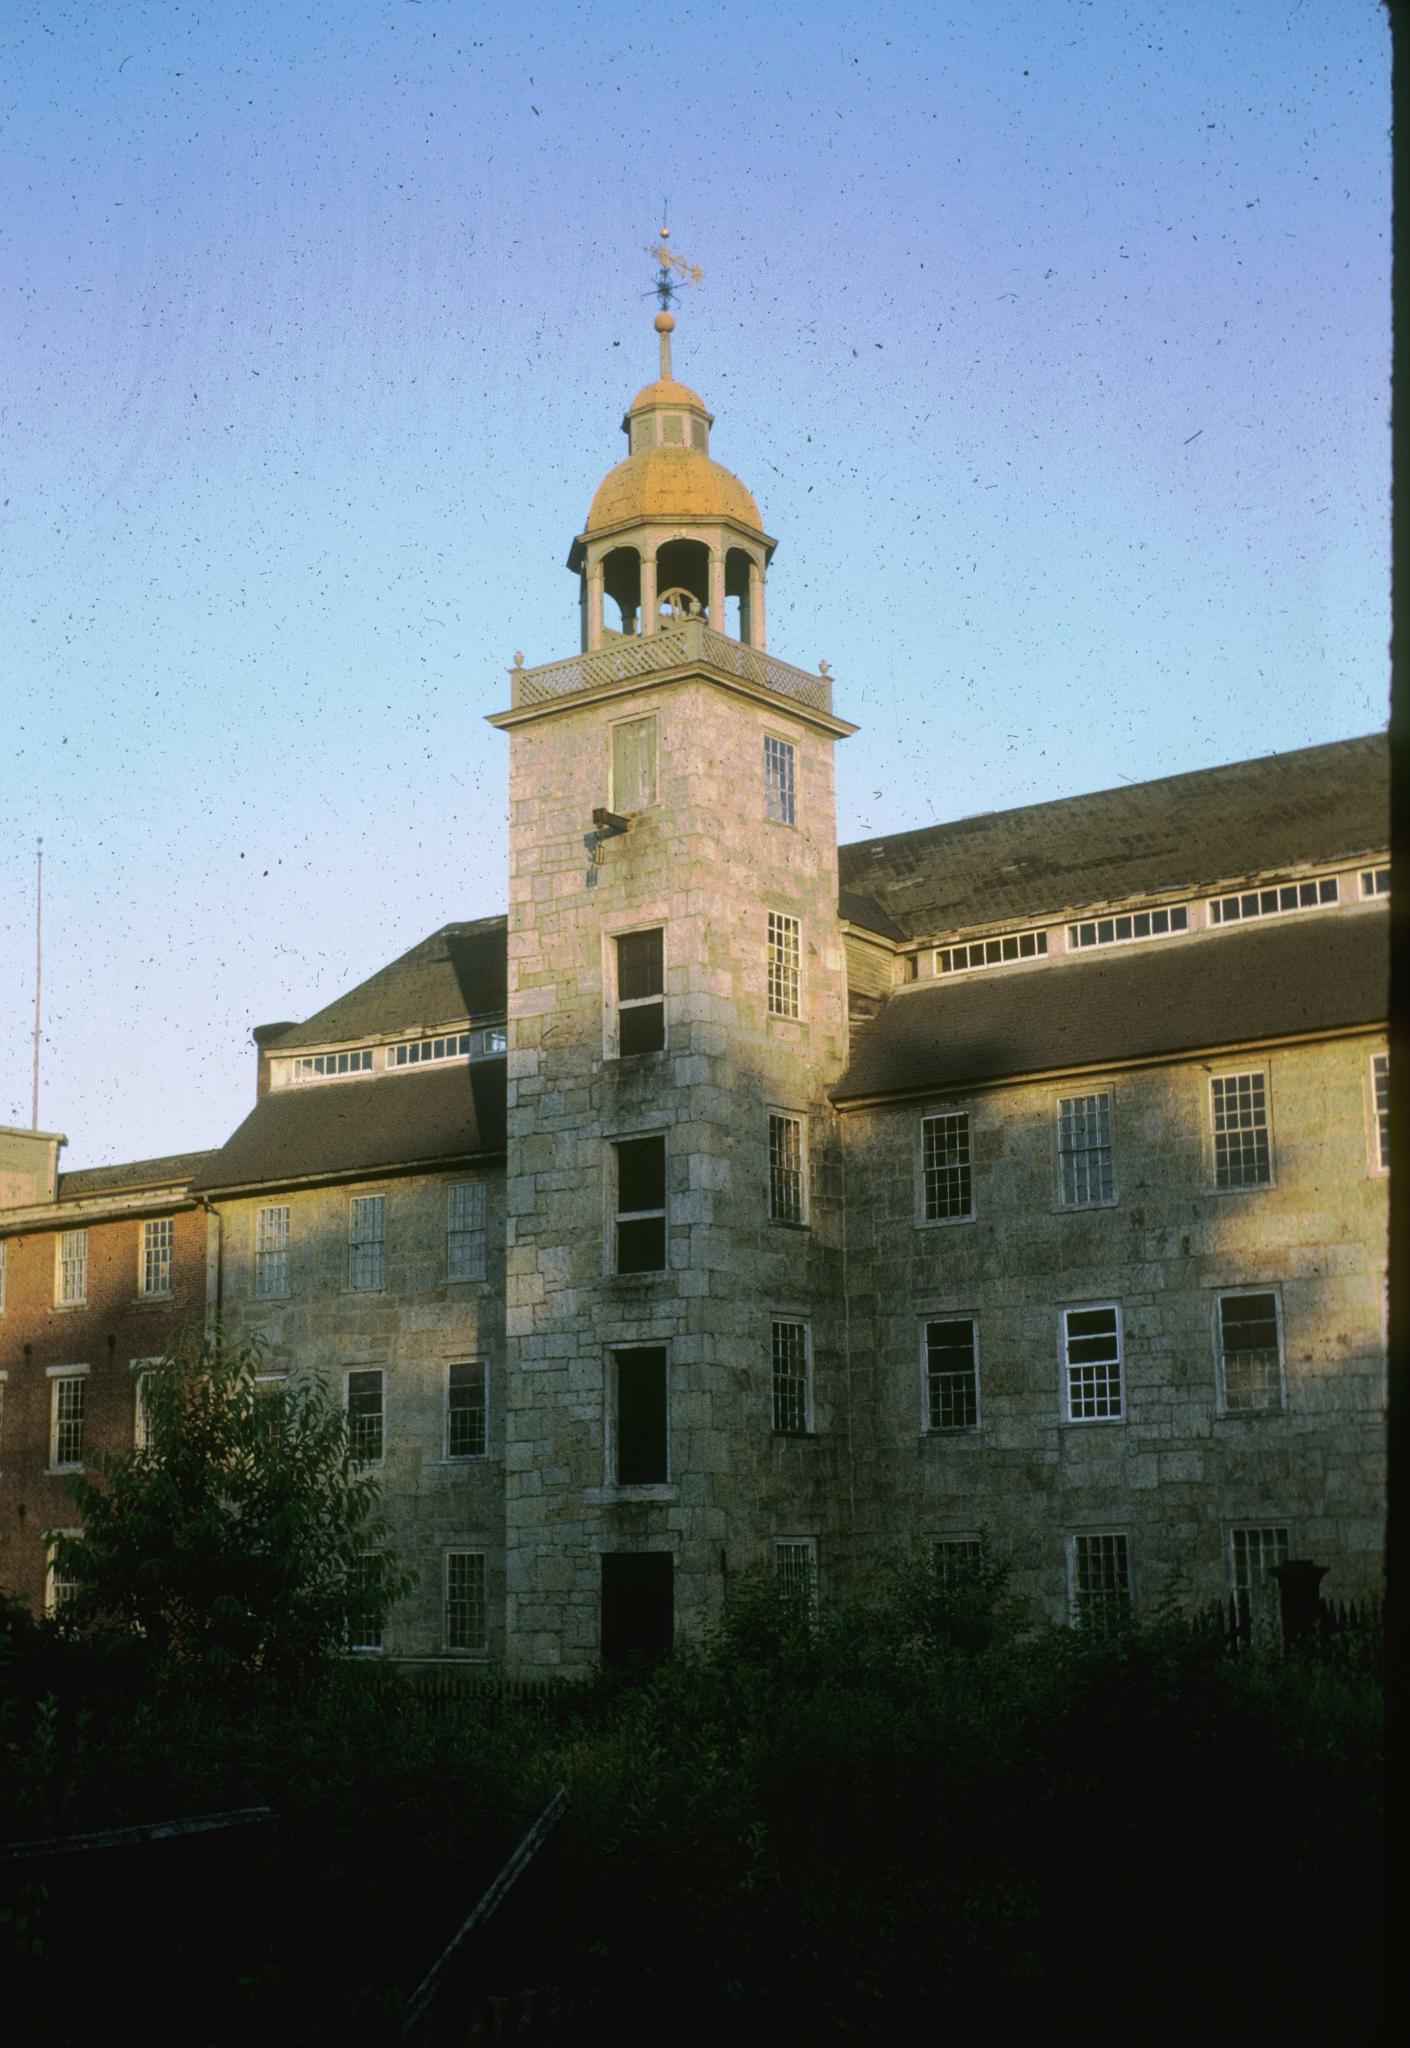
[921,1427,980,1439]
[768,1217,811,1232]
[48,1464,83,1476]
[1053,1200,1119,1215]
[772,1429,817,1441]
[1209,1182,1275,1196]
[50,1302,88,1314]
[915,1215,976,1230]
[252,1293,292,1304]
[1058,1416,1127,1428]
[1215,1407,1288,1422]
[133,1293,174,1306]
[583,1483,678,1504]
[440,1454,492,1466]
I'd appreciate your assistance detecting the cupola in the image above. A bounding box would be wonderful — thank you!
[568,277,777,654]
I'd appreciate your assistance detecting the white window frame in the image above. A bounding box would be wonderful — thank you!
[1208,1067,1274,1192]
[254,1204,292,1299]
[1066,1531,1132,1631]
[1368,1052,1389,1176]
[1213,1287,1286,1417]
[1066,905,1189,951]
[923,1315,981,1433]
[292,1048,374,1081]
[770,1317,813,1435]
[48,1364,90,1471]
[346,1554,385,1653]
[1359,866,1390,898]
[1226,1525,1290,1630]
[1208,876,1339,926]
[609,712,658,815]
[45,1530,83,1618]
[1060,1304,1125,1424]
[767,1109,808,1226]
[132,1357,163,1449]
[918,1110,975,1225]
[933,1535,983,1589]
[764,733,797,827]
[446,1181,487,1282]
[445,1360,488,1461]
[774,1536,818,1615]
[1055,1089,1116,1209]
[345,1366,385,1465]
[605,924,667,1060]
[936,928,1048,975]
[445,1549,489,1654]
[139,1216,174,1298]
[348,1193,386,1292]
[55,1228,88,1307]
[766,911,802,1020]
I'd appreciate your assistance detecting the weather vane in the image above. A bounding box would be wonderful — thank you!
[642,211,702,379]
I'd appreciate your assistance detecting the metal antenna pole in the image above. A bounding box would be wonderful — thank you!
[31,838,42,1128]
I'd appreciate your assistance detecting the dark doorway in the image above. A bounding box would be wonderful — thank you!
[600,1551,674,1668]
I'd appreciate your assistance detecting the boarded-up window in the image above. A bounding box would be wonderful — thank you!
[612,716,657,813]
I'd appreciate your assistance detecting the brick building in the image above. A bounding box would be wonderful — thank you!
[0,1131,212,1612]
[1,316,1388,1662]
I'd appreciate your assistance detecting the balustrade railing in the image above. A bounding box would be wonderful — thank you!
[510,619,832,713]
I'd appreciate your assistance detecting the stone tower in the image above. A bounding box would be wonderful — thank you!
[490,286,857,1670]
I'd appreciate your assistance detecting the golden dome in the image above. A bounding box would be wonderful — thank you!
[585,446,764,536]
[625,377,711,416]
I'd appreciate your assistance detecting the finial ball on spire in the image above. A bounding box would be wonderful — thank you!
[654,310,675,334]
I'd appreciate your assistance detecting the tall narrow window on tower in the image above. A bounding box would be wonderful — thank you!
[768,1112,807,1223]
[614,928,665,1055]
[612,1136,667,1273]
[767,912,801,1018]
[612,1347,669,1483]
[611,715,657,813]
[764,736,797,825]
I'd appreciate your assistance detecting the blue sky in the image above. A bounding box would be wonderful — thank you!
[1,0,1389,1167]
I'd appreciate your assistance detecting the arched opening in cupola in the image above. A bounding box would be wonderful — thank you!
[601,546,642,639]
[726,547,762,646]
[653,538,711,626]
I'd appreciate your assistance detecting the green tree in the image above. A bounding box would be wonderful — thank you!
[54,1325,408,1685]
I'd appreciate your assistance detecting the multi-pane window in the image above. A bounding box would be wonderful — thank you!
[1359,866,1390,898]
[767,912,801,1019]
[1228,1526,1289,1629]
[346,1556,384,1652]
[1210,1072,1271,1189]
[446,1361,487,1459]
[1067,905,1188,950]
[612,715,657,814]
[1370,1054,1389,1173]
[934,1537,983,1589]
[1057,1093,1115,1207]
[937,929,1047,974]
[293,1049,373,1080]
[133,1362,162,1450]
[770,1320,811,1435]
[775,1538,818,1614]
[51,1372,87,1468]
[46,1535,81,1617]
[141,1218,174,1296]
[1062,1306,1124,1421]
[388,1026,507,1068]
[764,736,797,826]
[612,1137,667,1273]
[613,1347,669,1484]
[348,1195,385,1290]
[446,1551,488,1652]
[346,1369,385,1463]
[447,1182,487,1282]
[614,928,665,1055]
[254,1205,291,1298]
[921,1112,973,1222]
[1209,877,1338,924]
[1216,1291,1284,1414]
[925,1318,979,1432]
[1068,1532,1131,1632]
[57,1229,88,1306]
[767,1112,806,1224]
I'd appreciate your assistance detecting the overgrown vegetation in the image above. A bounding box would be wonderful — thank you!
[1,1540,1383,2043]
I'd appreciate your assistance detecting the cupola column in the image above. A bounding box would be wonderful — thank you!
[708,550,726,632]
[748,558,767,651]
[640,547,658,636]
[586,559,605,652]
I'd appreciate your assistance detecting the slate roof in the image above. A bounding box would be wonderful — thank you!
[191,1062,507,1194]
[260,919,508,1053]
[832,910,1388,1104]
[57,1151,217,1200]
[837,735,1388,942]
[838,890,906,942]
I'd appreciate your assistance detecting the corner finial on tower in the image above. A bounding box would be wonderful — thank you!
[644,216,703,382]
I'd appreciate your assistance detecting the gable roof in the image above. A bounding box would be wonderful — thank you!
[261,918,508,1054]
[832,910,1388,1105]
[837,735,1388,942]
[57,1151,216,1200]
[191,1062,507,1194]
